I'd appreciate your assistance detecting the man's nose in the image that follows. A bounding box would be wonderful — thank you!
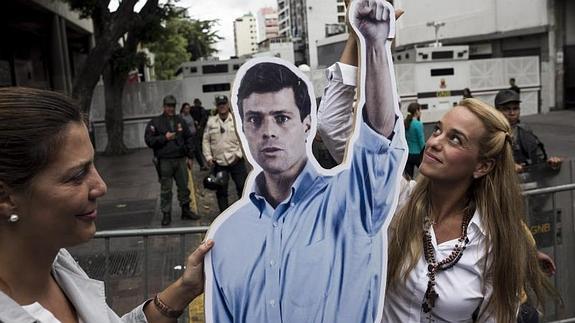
[261,118,278,138]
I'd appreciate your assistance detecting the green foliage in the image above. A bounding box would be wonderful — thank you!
[147,11,222,80]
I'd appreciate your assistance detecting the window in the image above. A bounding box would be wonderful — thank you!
[337,5,345,12]
[233,64,241,70]
[202,83,231,93]
[430,68,454,76]
[338,16,345,23]
[431,51,453,60]
[202,64,228,74]
[190,67,197,73]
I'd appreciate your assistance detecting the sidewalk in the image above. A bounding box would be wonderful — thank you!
[94,149,230,231]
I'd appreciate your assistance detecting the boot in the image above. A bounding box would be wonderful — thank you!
[161,212,171,226]
[181,204,200,220]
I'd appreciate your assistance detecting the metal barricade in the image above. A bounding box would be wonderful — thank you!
[523,182,575,321]
[68,226,209,322]
[68,181,575,321]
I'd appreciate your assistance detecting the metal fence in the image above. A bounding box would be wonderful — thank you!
[68,182,575,322]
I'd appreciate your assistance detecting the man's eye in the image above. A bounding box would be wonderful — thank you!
[432,125,441,135]
[247,116,260,125]
[275,115,289,124]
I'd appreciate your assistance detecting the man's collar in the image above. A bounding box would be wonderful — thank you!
[249,160,320,210]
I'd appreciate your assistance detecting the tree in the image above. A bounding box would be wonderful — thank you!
[101,2,176,155]
[147,16,222,80]
[65,0,156,115]
[185,19,222,61]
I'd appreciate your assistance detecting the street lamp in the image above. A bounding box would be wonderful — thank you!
[426,21,445,47]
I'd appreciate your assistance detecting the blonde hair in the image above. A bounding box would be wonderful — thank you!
[387,98,555,322]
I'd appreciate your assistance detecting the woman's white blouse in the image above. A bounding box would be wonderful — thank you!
[382,180,494,323]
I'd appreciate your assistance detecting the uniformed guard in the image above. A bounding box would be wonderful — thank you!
[145,95,199,225]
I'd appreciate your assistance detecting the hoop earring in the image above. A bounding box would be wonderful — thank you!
[8,214,19,223]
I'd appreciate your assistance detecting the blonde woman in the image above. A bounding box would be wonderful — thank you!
[317,8,553,321]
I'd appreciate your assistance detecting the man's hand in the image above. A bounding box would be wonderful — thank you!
[350,0,394,44]
[206,158,215,167]
[515,163,525,173]
[547,156,562,170]
[165,131,176,141]
[187,158,194,170]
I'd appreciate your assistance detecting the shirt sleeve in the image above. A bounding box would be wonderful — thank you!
[203,119,213,162]
[317,62,358,164]
[209,261,234,323]
[337,111,407,236]
[144,119,166,149]
[119,303,148,323]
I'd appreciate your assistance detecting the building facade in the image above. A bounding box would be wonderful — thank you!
[233,13,258,57]
[0,0,93,94]
[277,0,345,68]
[257,7,279,43]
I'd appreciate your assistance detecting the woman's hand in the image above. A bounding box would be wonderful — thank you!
[181,239,214,299]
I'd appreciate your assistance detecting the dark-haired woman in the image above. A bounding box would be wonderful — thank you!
[0,87,212,323]
[404,102,425,178]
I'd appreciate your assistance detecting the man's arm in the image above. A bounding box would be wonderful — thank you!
[144,119,166,149]
[350,0,397,137]
[202,119,214,165]
[317,4,404,162]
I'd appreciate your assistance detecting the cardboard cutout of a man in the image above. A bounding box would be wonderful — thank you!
[205,1,406,322]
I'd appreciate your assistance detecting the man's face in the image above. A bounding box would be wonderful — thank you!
[242,87,311,176]
[163,104,176,116]
[217,103,230,117]
[498,102,520,126]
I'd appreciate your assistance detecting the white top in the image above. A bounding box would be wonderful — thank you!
[202,114,243,166]
[317,64,496,322]
[22,302,62,323]
[383,180,494,323]
[22,302,86,323]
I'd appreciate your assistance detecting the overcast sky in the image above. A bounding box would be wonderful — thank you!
[180,0,277,59]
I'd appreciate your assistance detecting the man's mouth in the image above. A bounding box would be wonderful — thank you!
[261,147,282,154]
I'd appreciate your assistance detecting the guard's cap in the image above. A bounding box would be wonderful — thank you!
[163,95,177,106]
[494,89,521,107]
[215,95,228,105]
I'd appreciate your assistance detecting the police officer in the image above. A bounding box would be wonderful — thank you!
[145,95,199,225]
[494,89,562,173]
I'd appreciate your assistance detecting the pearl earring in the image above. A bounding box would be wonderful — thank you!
[8,214,19,223]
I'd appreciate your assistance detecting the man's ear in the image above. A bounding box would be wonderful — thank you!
[473,158,495,179]
[303,115,312,134]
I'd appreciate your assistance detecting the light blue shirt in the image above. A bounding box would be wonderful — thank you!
[208,115,406,323]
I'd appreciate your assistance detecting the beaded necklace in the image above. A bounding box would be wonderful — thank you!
[421,208,474,319]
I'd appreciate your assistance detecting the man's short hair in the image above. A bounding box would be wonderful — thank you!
[237,62,311,121]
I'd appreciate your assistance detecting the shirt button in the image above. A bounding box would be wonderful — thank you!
[272,221,278,227]
[270,260,275,266]
[269,299,276,307]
